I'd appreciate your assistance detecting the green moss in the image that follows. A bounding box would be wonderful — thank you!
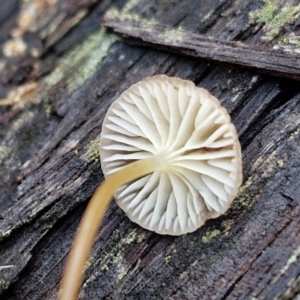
[165,255,172,264]
[179,271,188,280]
[237,193,254,208]
[249,1,300,41]
[238,176,252,192]
[117,264,127,281]
[289,126,300,140]
[105,8,186,46]
[98,250,124,271]
[249,0,277,24]
[81,135,101,163]
[202,229,221,243]
[0,279,9,289]
[44,27,118,93]
[159,26,186,45]
[264,6,300,41]
[45,186,55,194]
[67,29,118,92]
[221,219,235,232]
[121,229,147,244]
[115,229,147,281]
[44,101,52,115]
[231,177,256,209]
[287,255,297,265]
[87,228,147,283]
[0,146,9,164]
[277,159,284,168]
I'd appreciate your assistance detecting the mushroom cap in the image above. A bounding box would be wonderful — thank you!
[100,75,242,235]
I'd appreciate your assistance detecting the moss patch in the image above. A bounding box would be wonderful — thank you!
[249,1,300,41]
[202,229,221,243]
[0,146,9,164]
[0,279,9,289]
[249,0,278,24]
[277,159,284,168]
[232,176,257,209]
[86,228,147,284]
[44,27,118,94]
[164,255,172,264]
[274,32,300,54]
[105,8,187,46]
[81,135,101,163]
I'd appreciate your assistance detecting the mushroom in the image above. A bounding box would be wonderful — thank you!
[59,75,242,300]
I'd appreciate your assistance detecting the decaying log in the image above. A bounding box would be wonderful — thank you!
[0,0,300,299]
[103,15,300,81]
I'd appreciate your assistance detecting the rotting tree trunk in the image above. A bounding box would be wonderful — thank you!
[0,0,300,299]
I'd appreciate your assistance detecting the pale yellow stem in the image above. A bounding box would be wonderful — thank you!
[59,156,161,300]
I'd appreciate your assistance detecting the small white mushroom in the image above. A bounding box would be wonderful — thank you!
[100,74,242,235]
[59,75,242,300]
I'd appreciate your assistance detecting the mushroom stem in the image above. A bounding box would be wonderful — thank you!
[59,156,162,300]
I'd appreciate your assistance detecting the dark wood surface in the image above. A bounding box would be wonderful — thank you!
[103,15,300,81]
[0,0,300,299]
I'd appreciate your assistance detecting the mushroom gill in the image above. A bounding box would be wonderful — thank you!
[100,74,242,235]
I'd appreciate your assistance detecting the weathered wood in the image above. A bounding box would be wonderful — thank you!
[0,0,300,299]
[103,15,300,81]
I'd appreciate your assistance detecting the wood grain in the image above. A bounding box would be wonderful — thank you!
[0,0,300,299]
[103,15,300,81]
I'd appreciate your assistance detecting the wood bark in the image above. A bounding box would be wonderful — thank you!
[0,0,299,299]
[103,15,300,81]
